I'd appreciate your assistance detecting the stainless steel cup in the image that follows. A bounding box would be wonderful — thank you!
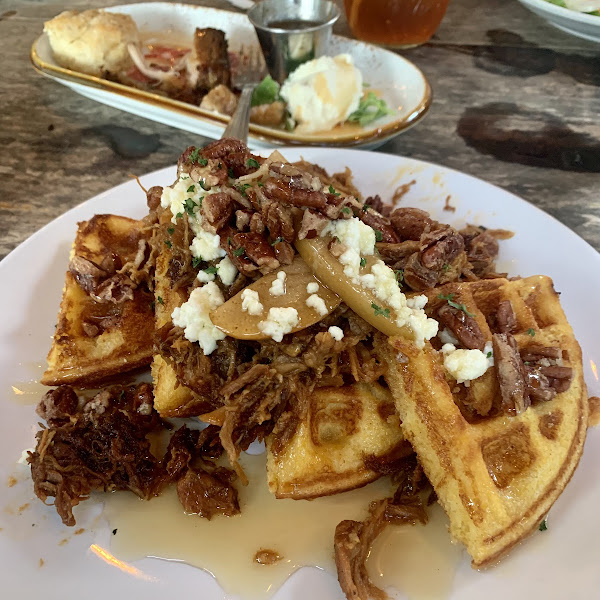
[248,0,340,84]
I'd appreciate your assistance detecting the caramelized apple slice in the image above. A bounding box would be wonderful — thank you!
[210,257,340,340]
[295,237,411,338]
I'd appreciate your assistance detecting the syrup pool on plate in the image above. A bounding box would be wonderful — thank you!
[103,452,462,599]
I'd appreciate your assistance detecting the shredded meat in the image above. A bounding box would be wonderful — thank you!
[334,456,428,600]
[176,467,239,519]
[29,384,167,526]
[492,333,530,415]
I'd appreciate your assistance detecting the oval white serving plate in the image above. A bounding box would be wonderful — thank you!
[30,2,431,150]
[517,0,600,42]
[1,148,599,600]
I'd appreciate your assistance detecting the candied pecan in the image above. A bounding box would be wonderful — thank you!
[376,241,420,268]
[363,195,385,214]
[390,207,433,240]
[298,209,330,240]
[200,137,247,160]
[235,209,252,230]
[520,345,562,362]
[540,365,573,394]
[420,226,464,271]
[524,368,556,403]
[493,333,530,415]
[226,151,264,178]
[496,300,517,334]
[273,240,294,265]
[464,230,499,276]
[263,177,327,209]
[249,213,265,234]
[69,256,107,295]
[202,192,233,233]
[437,303,485,350]
[262,201,295,242]
[223,230,279,275]
[358,208,400,243]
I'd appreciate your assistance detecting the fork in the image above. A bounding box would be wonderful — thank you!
[222,47,266,143]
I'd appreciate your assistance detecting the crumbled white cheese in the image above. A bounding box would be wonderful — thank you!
[258,307,299,342]
[438,327,459,346]
[306,293,328,316]
[306,281,319,294]
[197,269,215,283]
[218,256,238,286]
[160,175,226,262]
[190,217,226,262]
[17,448,34,466]
[241,288,264,316]
[171,282,225,355]
[483,341,494,367]
[269,271,287,296]
[338,247,363,281]
[359,260,438,347]
[328,326,344,341]
[441,343,490,384]
[321,217,376,256]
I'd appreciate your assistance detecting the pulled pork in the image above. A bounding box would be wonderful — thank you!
[334,456,429,600]
[29,385,239,526]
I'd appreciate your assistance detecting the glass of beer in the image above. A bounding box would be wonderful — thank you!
[343,0,450,48]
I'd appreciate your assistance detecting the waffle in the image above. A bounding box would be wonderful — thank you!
[266,381,411,499]
[375,275,588,568]
[42,215,154,386]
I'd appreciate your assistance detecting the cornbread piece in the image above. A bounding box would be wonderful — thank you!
[376,275,588,568]
[42,215,154,386]
[44,9,139,76]
[266,382,411,498]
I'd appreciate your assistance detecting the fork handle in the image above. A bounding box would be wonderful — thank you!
[222,85,254,143]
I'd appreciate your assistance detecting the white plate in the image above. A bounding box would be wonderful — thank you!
[1,148,599,599]
[517,0,600,42]
[30,2,431,150]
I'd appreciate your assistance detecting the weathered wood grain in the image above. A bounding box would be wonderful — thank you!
[0,0,598,260]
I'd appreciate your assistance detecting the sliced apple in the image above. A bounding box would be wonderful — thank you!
[210,257,340,340]
[295,236,412,338]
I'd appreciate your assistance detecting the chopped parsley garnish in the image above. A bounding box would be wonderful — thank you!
[186,185,195,193]
[167,226,174,235]
[191,256,203,268]
[175,212,183,219]
[271,237,285,246]
[164,240,172,249]
[442,263,450,272]
[188,148,208,166]
[395,269,404,286]
[371,303,391,319]
[539,519,547,532]
[184,197,197,216]
[218,162,222,169]
[228,167,235,179]
[328,185,341,197]
[157,296,164,305]
[438,293,475,317]
[342,206,352,215]
[527,328,536,337]
[487,351,492,358]
[233,246,245,257]
[257,181,265,187]
[246,158,260,169]
[204,266,218,275]
[199,181,210,191]
[348,92,395,127]
[236,183,251,197]
[374,229,383,242]
[150,301,155,310]
[360,257,367,268]
[362,204,369,213]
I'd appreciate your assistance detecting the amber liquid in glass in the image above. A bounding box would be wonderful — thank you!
[344,0,450,48]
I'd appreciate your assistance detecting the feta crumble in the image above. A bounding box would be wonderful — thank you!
[328,326,344,341]
[171,282,225,355]
[306,281,319,294]
[441,343,492,384]
[197,269,215,283]
[438,327,459,346]
[321,217,376,256]
[217,256,238,286]
[306,293,328,316]
[241,288,264,315]
[258,307,299,342]
[269,271,287,296]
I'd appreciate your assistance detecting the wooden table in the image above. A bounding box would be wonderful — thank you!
[1,0,599,260]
